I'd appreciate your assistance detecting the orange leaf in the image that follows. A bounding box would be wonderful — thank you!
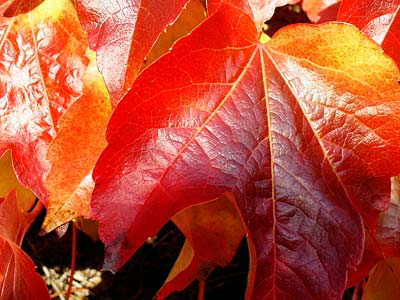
[0,151,36,212]
[362,258,400,300]
[337,0,400,67]
[42,49,112,233]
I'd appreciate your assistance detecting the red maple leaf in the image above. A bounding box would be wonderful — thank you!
[91,4,400,300]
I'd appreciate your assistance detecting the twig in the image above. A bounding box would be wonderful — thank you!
[65,223,77,300]
[198,280,205,300]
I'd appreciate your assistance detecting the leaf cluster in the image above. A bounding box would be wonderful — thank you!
[0,0,400,299]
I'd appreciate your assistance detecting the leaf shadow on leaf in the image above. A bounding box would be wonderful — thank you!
[3,0,45,17]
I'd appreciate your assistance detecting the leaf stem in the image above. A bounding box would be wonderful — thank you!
[65,223,77,300]
[198,280,205,300]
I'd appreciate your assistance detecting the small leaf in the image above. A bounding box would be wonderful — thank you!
[0,238,49,300]
[0,191,41,247]
[0,191,48,300]
[289,0,341,23]
[362,258,400,300]
[0,151,36,212]
[3,0,46,17]
[157,196,245,299]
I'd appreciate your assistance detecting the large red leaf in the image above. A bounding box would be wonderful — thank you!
[337,0,400,66]
[92,5,400,300]
[75,0,191,104]
[0,0,91,200]
[0,191,49,300]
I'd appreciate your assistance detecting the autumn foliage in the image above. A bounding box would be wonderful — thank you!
[0,0,400,299]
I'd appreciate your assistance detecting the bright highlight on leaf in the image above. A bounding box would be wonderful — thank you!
[0,0,90,201]
[75,0,192,104]
[0,151,36,212]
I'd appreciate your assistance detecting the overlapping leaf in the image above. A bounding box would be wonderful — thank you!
[337,0,400,66]
[142,0,207,68]
[157,196,245,299]
[0,149,48,300]
[347,176,400,287]
[361,258,400,300]
[207,0,340,25]
[289,0,341,23]
[41,49,112,233]
[0,153,48,300]
[207,0,291,26]
[75,0,192,104]
[0,151,36,212]
[0,0,90,201]
[92,4,400,300]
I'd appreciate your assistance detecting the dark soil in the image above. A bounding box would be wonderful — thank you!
[23,210,248,300]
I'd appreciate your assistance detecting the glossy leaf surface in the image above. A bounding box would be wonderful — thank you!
[75,0,191,104]
[337,0,400,66]
[0,0,90,200]
[92,5,400,300]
